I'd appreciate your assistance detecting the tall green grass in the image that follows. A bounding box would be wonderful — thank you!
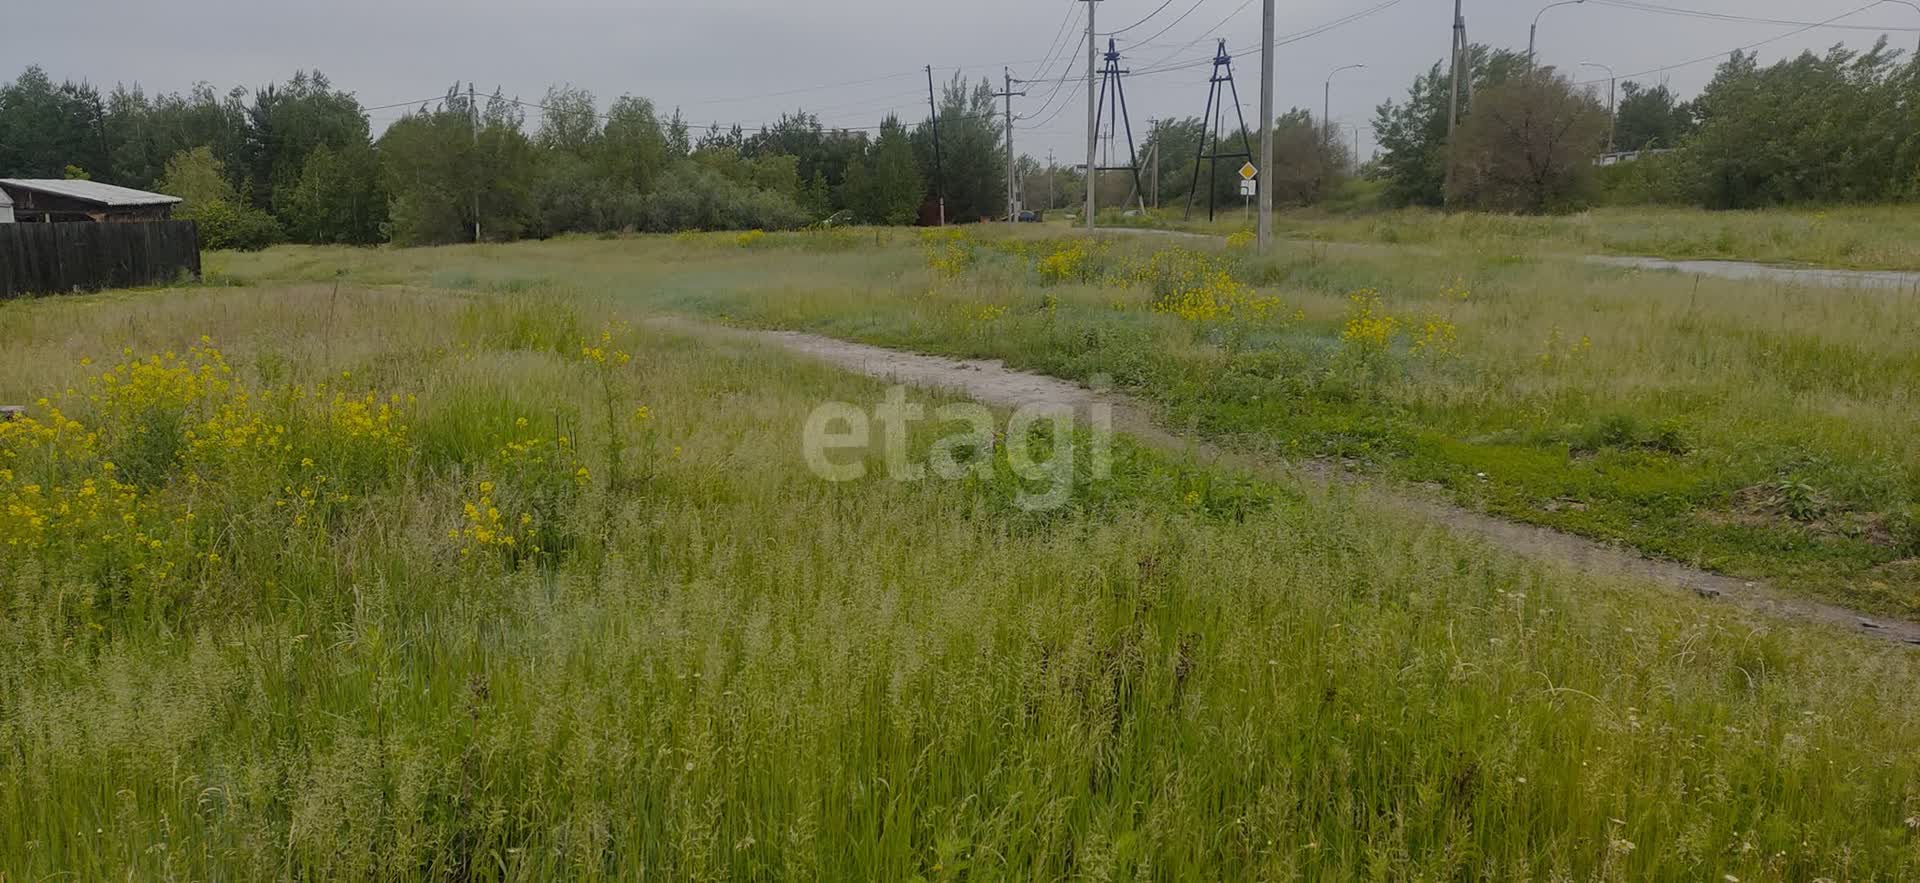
[4,282,1920,880]
[1113,204,1920,270]
[181,231,1920,615]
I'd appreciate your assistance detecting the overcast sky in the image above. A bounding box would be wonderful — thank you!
[6,0,1917,164]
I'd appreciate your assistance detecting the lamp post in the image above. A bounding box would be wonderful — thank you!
[1581,61,1617,155]
[1324,64,1366,152]
[1529,0,1586,65]
[1880,0,1920,55]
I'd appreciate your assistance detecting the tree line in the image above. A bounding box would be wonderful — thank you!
[0,66,1022,247]
[1370,38,1920,213]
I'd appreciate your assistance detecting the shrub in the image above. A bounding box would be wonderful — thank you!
[1597,152,1695,206]
[639,161,808,233]
[181,198,284,251]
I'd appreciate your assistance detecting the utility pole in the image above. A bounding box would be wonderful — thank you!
[1147,118,1160,209]
[1092,38,1148,213]
[1046,148,1056,210]
[1893,0,1920,56]
[1257,0,1275,252]
[997,68,1027,222]
[926,65,946,226]
[1444,0,1465,205]
[1324,65,1365,153]
[1581,61,1617,155]
[1184,42,1256,223]
[469,83,481,243]
[1084,0,1099,233]
[1529,1,1587,66]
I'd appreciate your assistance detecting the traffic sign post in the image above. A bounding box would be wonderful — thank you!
[1239,164,1258,222]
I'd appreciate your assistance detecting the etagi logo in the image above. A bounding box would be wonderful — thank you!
[802,386,1112,511]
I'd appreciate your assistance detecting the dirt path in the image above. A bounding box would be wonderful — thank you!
[657,317,1920,648]
[1100,226,1920,290]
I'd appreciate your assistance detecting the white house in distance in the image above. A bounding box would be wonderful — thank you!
[0,179,182,223]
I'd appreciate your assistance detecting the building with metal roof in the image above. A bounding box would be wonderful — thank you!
[0,187,12,224]
[0,179,182,223]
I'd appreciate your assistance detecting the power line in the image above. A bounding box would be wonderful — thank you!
[1133,0,1406,77]
[1135,0,1258,73]
[373,0,1410,140]
[1027,1,1087,81]
[1017,5,1094,132]
[362,95,463,113]
[674,70,925,108]
[1106,0,1181,35]
[1018,0,1406,131]
[1573,0,1889,86]
[1588,0,1920,33]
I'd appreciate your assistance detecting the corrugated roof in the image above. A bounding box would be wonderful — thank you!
[0,188,11,207]
[0,179,182,207]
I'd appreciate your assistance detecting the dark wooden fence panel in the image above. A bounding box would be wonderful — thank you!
[0,221,201,299]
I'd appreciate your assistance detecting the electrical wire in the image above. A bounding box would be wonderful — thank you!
[1017,5,1094,131]
[1573,0,1889,86]
[1025,0,1087,82]
[1129,0,1404,77]
[1106,0,1181,36]
[1128,0,1267,72]
[1588,0,1919,33]
[1133,0,1256,73]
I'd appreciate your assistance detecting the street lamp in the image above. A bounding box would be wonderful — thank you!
[1324,64,1366,152]
[1880,0,1920,55]
[1580,61,1617,155]
[1529,0,1587,65]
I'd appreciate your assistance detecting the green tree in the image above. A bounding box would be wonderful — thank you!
[278,143,387,244]
[850,116,923,225]
[798,170,832,218]
[157,145,235,205]
[1685,44,1903,208]
[1447,71,1609,213]
[0,66,110,179]
[910,74,1003,221]
[379,88,536,245]
[246,71,372,219]
[1614,82,1694,151]
[599,95,669,194]
[665,108,692,157]
[1266,108,1350,206]
[158,146,282,250]
[1372,45,1530,207]
[536,84,601,155]
[103,82,249,191]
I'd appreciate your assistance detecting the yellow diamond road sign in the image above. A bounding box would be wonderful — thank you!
[1239,162,1258,181]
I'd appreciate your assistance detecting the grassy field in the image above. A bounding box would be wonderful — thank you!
[4,234,1920,879]
[185,228,1920,618]
[1100,204,1920,271]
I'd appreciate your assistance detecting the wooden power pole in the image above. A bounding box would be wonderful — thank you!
[469,83,481,243]
[1083,0,1099,232]
[1257,0,1275,252]
[997,69,1027,222]
[1444,0,1465,204]
[927,65,947,226]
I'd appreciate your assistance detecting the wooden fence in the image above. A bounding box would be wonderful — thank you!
[0,220,201,298]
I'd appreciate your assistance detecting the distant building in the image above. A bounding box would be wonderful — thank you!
[1595,149,1677,167]
[0,179,182,223]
